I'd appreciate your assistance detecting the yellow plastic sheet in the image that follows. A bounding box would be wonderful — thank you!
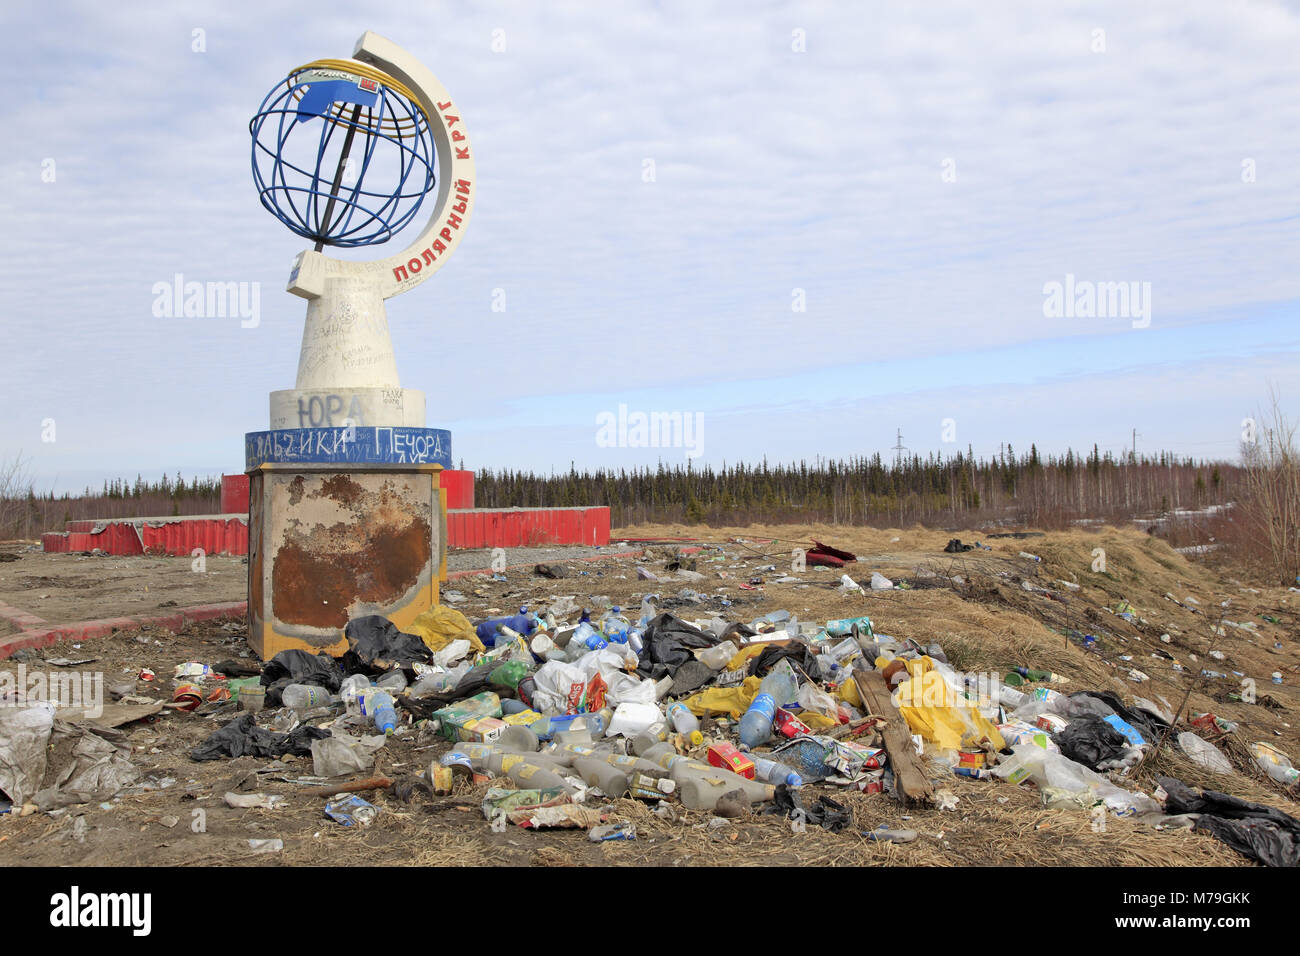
[682,676,762,719]
[892,657,1005,752]
[726,645,766,672]
[407,605,486,655]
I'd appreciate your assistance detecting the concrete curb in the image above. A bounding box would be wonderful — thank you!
[0,601,248,660]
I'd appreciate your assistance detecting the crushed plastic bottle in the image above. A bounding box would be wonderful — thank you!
[281,684,339,713]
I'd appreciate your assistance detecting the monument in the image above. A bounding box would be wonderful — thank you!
[243,32,473,659]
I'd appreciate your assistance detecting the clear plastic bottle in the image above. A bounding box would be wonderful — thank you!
[340,675,374,717]
[281,683,339,712]
[376,670,408,691]
[751,755,804,787]
[666,702,703,747]
[570,619,607,655]
[759,664,798,708]
[601,606,631,643]
[698,640,739,670]
[527,711,608,740]
[370,690,398,735]
[410,664,468,697]
[639,595,659,624]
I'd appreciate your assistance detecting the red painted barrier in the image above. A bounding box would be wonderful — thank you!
[42,506,609,555]
[445,507,610,549]
[221,473,250,514]
[440,469,474,509]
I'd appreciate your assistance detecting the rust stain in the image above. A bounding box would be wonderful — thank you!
[320,473,365,508]
[287,475,305,505]
[271,476,432,629]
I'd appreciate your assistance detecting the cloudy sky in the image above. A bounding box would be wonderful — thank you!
[3,0,1299,493]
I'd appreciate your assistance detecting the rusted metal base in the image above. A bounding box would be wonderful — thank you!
[247,463,447,660]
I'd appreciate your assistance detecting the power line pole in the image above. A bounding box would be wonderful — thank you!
[892,428,907,470]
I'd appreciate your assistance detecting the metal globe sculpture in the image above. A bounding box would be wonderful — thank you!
[250,60,436,249]
[242,32,476,661]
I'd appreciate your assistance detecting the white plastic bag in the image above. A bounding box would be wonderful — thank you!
[1176,732,1233,775]
[433,639,472,668]
[311,734,385,778]
[605,672,656,708]
[532,661,588,716]
[604,702,662,738]
[0,701,56,806]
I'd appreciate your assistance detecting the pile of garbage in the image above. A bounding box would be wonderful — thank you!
[3,576,1296,866]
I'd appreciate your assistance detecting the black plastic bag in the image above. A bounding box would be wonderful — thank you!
[750,642,818,679]
[260,649,344,707]
[763,785,851,833]
[1053,716,1131,770]
[1071,690,1168,743]
[342,615,433,674]
[261,649,342,690]
[1158,776,1300,868]
[634,613,718,680]
[669,659,716,696]
[190,713,330,762]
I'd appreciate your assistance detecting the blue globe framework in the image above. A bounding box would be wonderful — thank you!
[249,64,436,247]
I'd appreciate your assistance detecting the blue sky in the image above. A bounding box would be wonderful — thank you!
[3,0,1298,493]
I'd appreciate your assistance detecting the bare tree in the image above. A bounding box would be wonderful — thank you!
[1240,390,1300,586]
[0,452,33,540]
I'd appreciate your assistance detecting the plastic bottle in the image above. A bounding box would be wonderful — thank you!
[697,640,739,670]
[475,606,535,647]
[527,712,608,740]
[370,690,398,735]
[486,752,574,791]
[570,619,607,655]
[738,694,777,749]
[625,626,645,655]
[630,728,668,756]
[666,703,704,747]
[489,660,529,690]
[654,675,675,700]
[760,663,799,706]
[751,756,804,787]
[281,683,339,712]
[601,607,631,643]
[574,757,630,797]
[497,725,541,752]
[639,595,659,624]
[826,637,860,667]
[375,670,408,691]
[410,665,468,697]
[677,773,776,810]
[825,614,874,638]
[341,676,377,717]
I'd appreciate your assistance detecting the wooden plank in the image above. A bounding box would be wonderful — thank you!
[854,669,933,807]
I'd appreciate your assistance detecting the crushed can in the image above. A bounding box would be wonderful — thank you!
[172,683,203,712]
[325,795,377,827]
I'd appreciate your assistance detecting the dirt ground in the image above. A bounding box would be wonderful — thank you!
[1,523,1297,867]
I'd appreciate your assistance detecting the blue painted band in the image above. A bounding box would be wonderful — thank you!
[245,426,451,469]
